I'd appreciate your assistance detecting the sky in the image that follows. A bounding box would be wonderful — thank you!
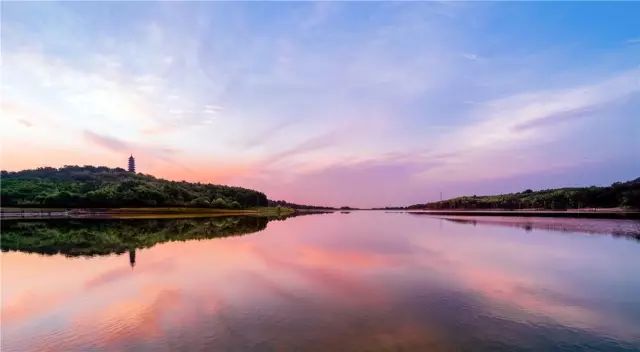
[1,2,639,207]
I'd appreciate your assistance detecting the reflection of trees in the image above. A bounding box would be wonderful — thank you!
[437,216,640,241]
[1,216,286,257]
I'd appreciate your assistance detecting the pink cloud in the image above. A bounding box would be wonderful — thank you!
[236,157,443,207]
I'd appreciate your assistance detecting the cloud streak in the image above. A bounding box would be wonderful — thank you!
[83,130,179,165]
[84,130,130,152]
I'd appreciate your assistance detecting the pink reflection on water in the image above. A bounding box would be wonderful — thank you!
[2,213,640,351]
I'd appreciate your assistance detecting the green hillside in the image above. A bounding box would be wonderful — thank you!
[407,178,640,210]
[1,166,268,209]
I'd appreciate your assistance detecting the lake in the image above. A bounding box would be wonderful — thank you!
[2,212,640,351]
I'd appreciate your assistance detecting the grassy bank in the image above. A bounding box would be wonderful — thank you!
[1,206,295,220]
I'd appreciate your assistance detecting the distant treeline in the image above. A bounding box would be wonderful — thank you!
[1,166,268,209]
[268,199,338,210]
[407,178,640,210]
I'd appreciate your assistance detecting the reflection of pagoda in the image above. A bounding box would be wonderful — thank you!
[129,249,136,268]
[128,155,136,173]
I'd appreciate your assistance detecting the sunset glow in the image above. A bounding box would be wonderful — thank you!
[1,2,639,207]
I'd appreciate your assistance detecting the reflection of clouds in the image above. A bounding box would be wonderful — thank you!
[24,283,226,351]
[434,215,640,239]
[82,288,183,349]
[406,217,640,339]
[3,213,640,351]
[84,258,175,289]
[454,265,603,330]
[296,245,396,269]
[251,244,389,305]
[1,290,69,327]
[39,288,184,351]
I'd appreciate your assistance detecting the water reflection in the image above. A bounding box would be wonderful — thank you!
[417,214,640,239]
[129,249,136,268]
[2,212,639,351]
[1,216,288,257]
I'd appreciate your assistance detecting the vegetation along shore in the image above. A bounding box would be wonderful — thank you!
[402,178,640,211]
[2,165,638,220]
[2,166,268,209]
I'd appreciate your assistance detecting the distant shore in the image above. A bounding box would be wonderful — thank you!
[0,207,297,220]
[403,209,640,220]
[3,207,639,220]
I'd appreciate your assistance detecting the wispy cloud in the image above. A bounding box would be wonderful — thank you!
[83,130,179,165]
[411,68,640,183]
[83,131,130,153]
[263,130,340,166]
[239,156,440,207]
[236,118,302,149]
[434,69,639,154]
[17,119,32,127]
[461,53,479,61]
[512,105,602,132]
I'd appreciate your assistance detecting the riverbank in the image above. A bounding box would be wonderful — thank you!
[404,209,640,220]
[0,207,296,220]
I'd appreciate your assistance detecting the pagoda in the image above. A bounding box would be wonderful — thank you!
[128,155,136,173]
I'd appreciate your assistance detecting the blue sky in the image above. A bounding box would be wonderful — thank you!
[1,2,639,206]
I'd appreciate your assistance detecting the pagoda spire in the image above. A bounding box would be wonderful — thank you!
[128,154,136,173]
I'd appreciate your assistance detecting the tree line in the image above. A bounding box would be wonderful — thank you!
[407,178,640,210]
[1,165,268,209]
[268,199,338,210]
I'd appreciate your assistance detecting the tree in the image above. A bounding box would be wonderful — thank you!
[211,198,229,209]
[190,197,210,207]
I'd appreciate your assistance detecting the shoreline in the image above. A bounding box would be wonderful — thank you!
[3,207,639,220]
[0,207,297,220]
[403,209,640,220]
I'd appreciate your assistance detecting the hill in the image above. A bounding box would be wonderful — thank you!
[268,199,337,210]
[1,166,268,209]
[406,178,640,210]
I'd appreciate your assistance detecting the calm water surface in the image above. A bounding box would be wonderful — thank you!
[2,212,640,351]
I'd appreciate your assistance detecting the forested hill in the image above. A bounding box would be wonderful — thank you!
[268,199,337,210]
[1,166,268,208]
[407,178,640,210]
